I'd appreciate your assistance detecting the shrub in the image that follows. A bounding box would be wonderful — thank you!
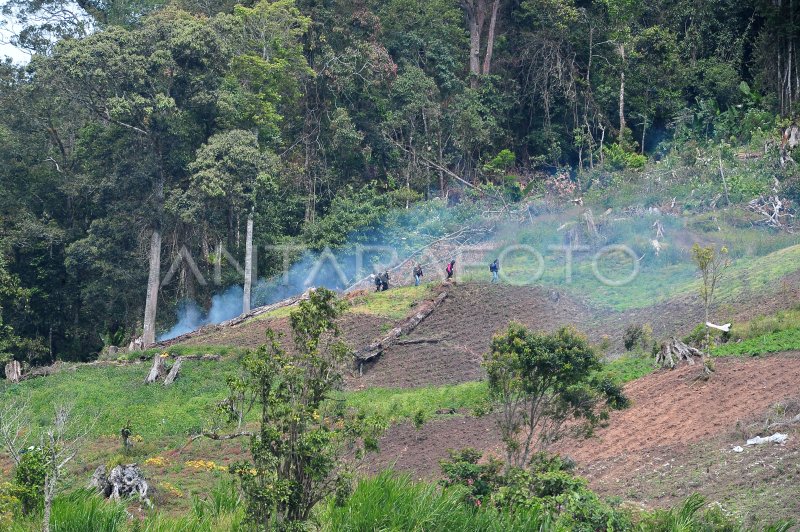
[13,448,46,515]
[623,323,654,352]
[603,143,647,170]
[623,324,644,351]
[439,448,503,506]
[0,482,22,528]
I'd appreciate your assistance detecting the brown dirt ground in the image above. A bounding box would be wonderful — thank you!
[177,269,800,392]
[360,354,800,523]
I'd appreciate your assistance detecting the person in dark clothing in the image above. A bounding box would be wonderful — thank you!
[413,263,423,286]
[490,259,499,283]
[381,271,390,291]
[446,260,455,280]
[374,274,382,292]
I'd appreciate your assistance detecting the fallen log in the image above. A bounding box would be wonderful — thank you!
[163,356,183,386]
[355,289,449,374]
[656,338,704,369]
[395,338,442,346]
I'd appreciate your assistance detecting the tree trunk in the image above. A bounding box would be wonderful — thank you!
[618,42,626,143]
[481,0,501,75]
[142,228,162,347]
[43,478,53,532]
[462,0,486,88]
[243,212,254,314]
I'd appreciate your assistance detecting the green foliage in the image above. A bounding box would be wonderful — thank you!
[191,479,241,520]
[226,288,385,529]
[319,470,550,531]
[0,482,22,527]
[439,448,504,506]
[483,324,627,469]
[13,448,47,514]
[603,143,648,170]
[713,328,800,358]
[440,448,630,530]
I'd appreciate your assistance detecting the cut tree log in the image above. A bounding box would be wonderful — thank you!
[4,360,22,383]
[145,355,167,384]
[355,289,449,374]
[163,357,183,386]
[656,338,704,369]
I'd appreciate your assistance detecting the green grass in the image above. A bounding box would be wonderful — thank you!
[0,359,236,439]
[242,304,295,323]
[131,344,246,362]
[317,470,552,531]
[8,488,245,532]
[602,354,658,383]
[348,284,434,319]
[727,306,800,341]
[713,328,800,357]
[340,381,489,422]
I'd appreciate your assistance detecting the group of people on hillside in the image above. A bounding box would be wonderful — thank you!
[373,258,500,292]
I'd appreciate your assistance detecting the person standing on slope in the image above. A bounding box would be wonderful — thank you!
[490,258,499,283]
[381,270,390,291]
[413,263,423,286]
[446,260,455,280]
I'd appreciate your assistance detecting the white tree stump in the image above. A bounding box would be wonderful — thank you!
[163,357,183,386]
[4,360,22,383]
[145,355,166,384]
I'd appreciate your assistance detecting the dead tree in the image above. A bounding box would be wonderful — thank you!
[42,405,84,532]
[142,227,162,347]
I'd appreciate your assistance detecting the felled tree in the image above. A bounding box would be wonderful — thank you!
[224,288,384,529]
[691,243,730,374]
[483,323,628,471]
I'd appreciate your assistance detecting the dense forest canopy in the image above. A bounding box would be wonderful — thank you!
[2,0,800,363]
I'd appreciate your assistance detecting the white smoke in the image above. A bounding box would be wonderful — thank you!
[158,285,244,341]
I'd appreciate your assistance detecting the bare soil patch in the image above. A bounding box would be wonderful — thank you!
[363,354,800,523]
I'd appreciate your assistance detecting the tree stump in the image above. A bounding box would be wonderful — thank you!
[4,360,22,383]
[656,338,704,369]
[163,357,183,386]
[90,464,150,505]
[145,355,166,384]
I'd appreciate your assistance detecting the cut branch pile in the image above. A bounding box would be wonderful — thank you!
[656,338,704,369]
[748,195,794,229]
[354,288,449,374]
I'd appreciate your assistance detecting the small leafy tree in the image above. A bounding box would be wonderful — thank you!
[691,243,730,371]
[483,323,628,471]
[223,288,384,530]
